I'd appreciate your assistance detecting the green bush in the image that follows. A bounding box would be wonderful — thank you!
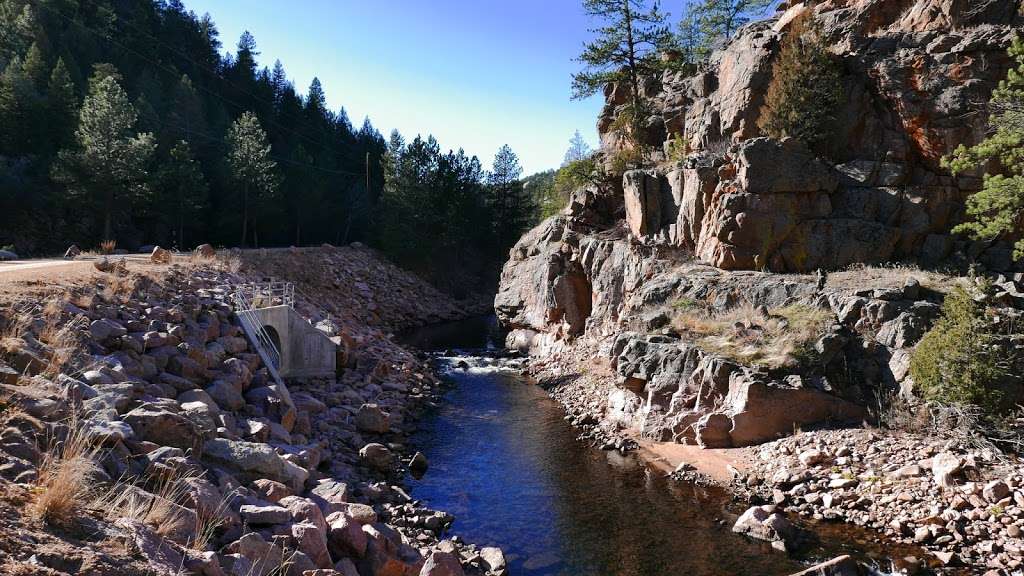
[666,133,690,163]
[531,157,599,220]
[757,13,843,150]
[942,35,1024,260]
[608,147,644,178]
[909,285,1008,412]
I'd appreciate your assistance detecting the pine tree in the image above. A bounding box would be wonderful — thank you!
[53,72,156,242]
[21,41,46,87]
[46,57,76,150]
[165,75,206,150]
[0,56,35,154]
[270,59,288,105]
[226,111,278,247]
[573,0,673,156]
[159,140,208,248]
[235,31,258,77]
[676,11,709,64]
[563,130,593,165]
[757,13,842,151]
[487,144,532,255]
[943,35,1024,259]
[690,0,774,48]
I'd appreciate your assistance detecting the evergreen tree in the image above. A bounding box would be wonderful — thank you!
[22,41,46,87]
[487,144,532,256]
[226,111,278,247]
[158,140,208,248]
[563,130,593,165]
[166,75,206,144]
[690,0,775,48]
[676,11,709,64]
[53,72,156,242]
[757,13,842,151]
[943,35,1024,259]
[270,59,288,105]
[235,31,258,78]
[46,57,76,150]
[0,56,35,154]
[573,0,673,155]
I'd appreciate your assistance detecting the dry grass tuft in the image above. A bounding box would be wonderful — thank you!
[38,316,87,379]
[829,262,957,293]
[672,301,833,368]
[97,465,234,551]
[30,415,101,526]
[98,240,117,255]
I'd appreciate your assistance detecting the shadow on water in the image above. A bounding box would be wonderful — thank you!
[402,316,910,576]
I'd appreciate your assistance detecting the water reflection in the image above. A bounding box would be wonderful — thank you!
[409,360,806,575]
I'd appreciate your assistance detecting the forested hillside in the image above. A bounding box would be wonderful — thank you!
[0,0,536,291]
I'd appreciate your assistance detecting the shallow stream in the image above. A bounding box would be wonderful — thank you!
[401,316,907,576]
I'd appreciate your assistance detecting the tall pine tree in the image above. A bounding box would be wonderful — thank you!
[573,0,673,156]
[226,111,278,247]
[54,71,156,242]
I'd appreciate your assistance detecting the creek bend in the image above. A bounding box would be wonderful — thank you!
[400,316,902,576]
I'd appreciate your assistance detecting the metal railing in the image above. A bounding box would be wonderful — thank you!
[233,281,295,309]
[231,289,282,370]
[219,281,296,385]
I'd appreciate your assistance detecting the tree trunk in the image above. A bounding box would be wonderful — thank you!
[241,184,249,248]
[103,187,114,243]
[622,0,644,161]
[178,192,184,249]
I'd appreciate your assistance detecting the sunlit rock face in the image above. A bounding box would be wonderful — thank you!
[496,0,1023,445]
[593,0,1021,274]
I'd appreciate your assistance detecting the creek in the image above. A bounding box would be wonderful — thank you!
[401,316,904,576]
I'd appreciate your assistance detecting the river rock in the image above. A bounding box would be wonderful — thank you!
[733,505,801,552]
[359,443,395,471]
[409,451,429,477]
[479,547,507,575]
[420,551,464,576]
[932,452,963,489]
[355,403,390,434]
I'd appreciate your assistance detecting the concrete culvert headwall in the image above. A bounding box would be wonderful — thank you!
[252,306,336,379]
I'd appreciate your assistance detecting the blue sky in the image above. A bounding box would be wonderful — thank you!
[183,0,611,174]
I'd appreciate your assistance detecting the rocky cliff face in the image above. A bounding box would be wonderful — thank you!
[604,0,1022,273]
[496,0,1024,448]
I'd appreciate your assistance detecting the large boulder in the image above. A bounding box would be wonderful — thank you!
[194,244,216,258]
[354,403,390,434]
[151,246,172,264]
[123,407,203,452]
[202,438,308,493]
